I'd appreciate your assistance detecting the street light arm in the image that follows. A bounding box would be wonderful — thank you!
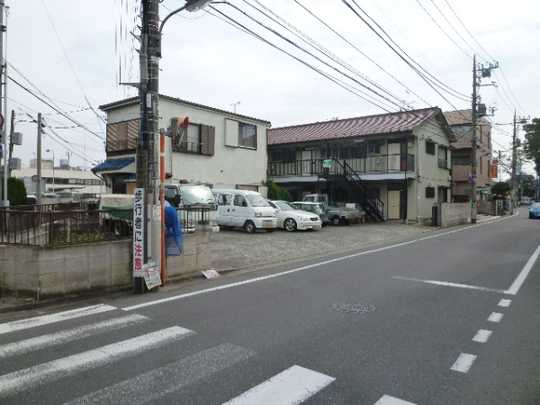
[159,4,187,34]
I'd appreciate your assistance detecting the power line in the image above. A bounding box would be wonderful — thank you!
[8,75,105,141]
[292,0,431,107]
[414,0,471,59]
[428,0,476,55]
[213,1,405,111]
[345,0,470,102]
[207,5,393,112]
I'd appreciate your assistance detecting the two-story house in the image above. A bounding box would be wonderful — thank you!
[267,107,454,224]
[94,94,271,195]
[443,110,493,202]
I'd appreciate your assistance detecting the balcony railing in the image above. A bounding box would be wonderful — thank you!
[268,154,415,177]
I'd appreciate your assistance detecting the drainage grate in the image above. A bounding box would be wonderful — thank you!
[331,303,376,314]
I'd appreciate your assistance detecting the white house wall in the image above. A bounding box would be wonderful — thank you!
[105,98,269,194]
[412,117,452,222]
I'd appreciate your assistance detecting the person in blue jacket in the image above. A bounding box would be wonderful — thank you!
[164,200,183,256]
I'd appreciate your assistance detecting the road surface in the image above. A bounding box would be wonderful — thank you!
[1,209,539,404]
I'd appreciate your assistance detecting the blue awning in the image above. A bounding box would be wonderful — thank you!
[92,157,135,173]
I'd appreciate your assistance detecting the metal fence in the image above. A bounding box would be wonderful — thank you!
[0,206,215,247]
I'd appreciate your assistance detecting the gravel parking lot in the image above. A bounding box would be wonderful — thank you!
[207,222,434,271]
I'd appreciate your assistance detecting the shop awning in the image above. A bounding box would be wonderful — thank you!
[92,157,135,173]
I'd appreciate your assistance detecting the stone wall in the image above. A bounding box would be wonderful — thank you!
[0,228,214,300]
[439,202,471,228]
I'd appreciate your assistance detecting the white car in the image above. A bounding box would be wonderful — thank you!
[268,200,322,232]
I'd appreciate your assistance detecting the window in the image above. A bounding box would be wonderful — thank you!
[367,142,381,154]
[438,146,448,169]
[106,120,139,153]
[480,157,483,174]
[238,122,257,148]
[185,124,201,153]
[172,121,215,156]
[234,194,247,207]
[425,187,435,199]
[217,193,232,206]
[438,186,448,203]
[426,141,435,155]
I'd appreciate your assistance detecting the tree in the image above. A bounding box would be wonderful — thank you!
[491,181,511,199]
[523,118,540,177]
[7,177,27,206]
[265,180,290,201]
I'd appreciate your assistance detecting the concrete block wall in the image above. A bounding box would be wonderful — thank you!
[440,202,471,228]
[167,227,212,280]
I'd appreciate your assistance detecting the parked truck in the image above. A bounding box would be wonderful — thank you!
[301,194,364,225]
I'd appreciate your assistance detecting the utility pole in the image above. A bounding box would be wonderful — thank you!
[511,109,517,209]
[36,113,42,203]
[7,108,13,177]
[0,0,7,208]
[470,55,478,224]
[498,150,502,180]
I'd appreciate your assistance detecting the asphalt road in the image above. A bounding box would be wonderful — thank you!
[1,209,539,404]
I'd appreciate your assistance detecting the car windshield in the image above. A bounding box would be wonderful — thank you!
[246,194,271,207]
[275,201,293,211]
[531,203,540,209]
[180,185,216,205]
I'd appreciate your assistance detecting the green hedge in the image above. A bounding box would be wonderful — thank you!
[7,177,27,206]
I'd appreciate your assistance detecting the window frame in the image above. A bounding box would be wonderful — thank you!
[425,187,435,199]
[438,145,448,169]
[238,122,258,149]
[426,141,436,155]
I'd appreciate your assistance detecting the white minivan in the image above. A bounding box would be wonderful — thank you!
[213,189,278,233]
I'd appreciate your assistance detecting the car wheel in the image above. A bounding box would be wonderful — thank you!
[529,214,534,219]
[244,220,256,233]
[331,216,341,226]
[284,218,297,232]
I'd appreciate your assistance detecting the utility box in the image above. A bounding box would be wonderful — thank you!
[11,132,22,145]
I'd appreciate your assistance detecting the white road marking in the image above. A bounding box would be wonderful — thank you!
[122,216,512,312]
[472,329,492,343]
[505,245,540,295]
[0,314,148,359]
[221,365,335,405]
[450,353,477,373]
[0,304,117,335]
[487,312,503,323]
[392,276,506,294]
[0,326,193,398]
[65,343,253,405]
[498,298,512,308]
[374,395,417,405]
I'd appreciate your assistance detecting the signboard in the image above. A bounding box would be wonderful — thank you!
[143,262,161,290]
[133,188,145,278]
[322,159,334,169]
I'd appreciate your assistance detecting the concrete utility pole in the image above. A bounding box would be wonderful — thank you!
[470,55,478,224]
[0,0,7,207]
[511,110,518,208]
[7,108,13,177]
[36,113,42,203]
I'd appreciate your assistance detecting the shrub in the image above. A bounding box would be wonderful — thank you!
[265,180,290,201]
[7,177,27,206]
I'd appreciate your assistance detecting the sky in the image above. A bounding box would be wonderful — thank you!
[6,0,540,175]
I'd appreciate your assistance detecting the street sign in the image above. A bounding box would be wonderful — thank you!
[322,159,334,169]
[133,188,145,278]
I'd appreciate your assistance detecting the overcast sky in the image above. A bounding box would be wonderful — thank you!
[7,0,539,174]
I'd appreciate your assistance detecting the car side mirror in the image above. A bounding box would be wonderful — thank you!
[242,201,248,207]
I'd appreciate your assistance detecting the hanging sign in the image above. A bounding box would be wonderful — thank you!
[133,188,145,278]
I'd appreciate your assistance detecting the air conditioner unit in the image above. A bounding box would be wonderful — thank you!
[9,157,21,170]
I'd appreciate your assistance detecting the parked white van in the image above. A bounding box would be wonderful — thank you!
[213,189,278,233]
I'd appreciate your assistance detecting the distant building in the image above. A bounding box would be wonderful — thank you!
[29,159,53,170]
[11,168,105,195]
[443,110,493,201]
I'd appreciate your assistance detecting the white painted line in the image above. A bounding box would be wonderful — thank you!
[498,298,512,308]
[392,276,506,294]
[222,365,335,405]
[505,245,540,295]
[0,314,148,359]
[472,329,492,343]
[65,343,254,405]
[122,216,513,311]
[0,326,193,398]
[0,304,117,335]
[450,353,477,374]
[487,312,503,323]
[374,394,417,405]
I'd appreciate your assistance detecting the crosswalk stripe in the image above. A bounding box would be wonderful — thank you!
[0,326,193,398]
[374,394,417,404]
[0,314,148,359]
[65,343,254,405]
[0,304,117,335]
[222,365,335,405]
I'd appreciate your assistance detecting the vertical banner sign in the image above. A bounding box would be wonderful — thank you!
[133,188,145,278]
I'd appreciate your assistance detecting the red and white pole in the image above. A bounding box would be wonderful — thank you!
[160,130,167,284]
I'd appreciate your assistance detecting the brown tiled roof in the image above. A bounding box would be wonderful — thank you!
[443,109,472,126]
[268,108,440,145]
